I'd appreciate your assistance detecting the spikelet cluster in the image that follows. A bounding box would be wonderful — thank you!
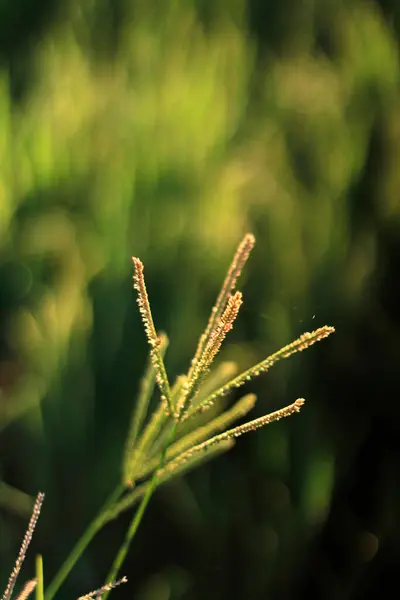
[132,258,172,415]
[175,291,243,417]
[200,291,243,372]
[184,325,335,419]
[77,577,128,600]
[124,232,335,495]
[189,233,255,377]
[157,399,305,477]
[14,580,37,600]
[1,492,44,600]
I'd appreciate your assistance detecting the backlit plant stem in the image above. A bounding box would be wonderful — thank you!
[35,556,43,600]
[103,423,178,600]
[45,485,124,600]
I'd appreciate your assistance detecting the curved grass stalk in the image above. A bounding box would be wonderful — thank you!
[122,334,169,484]
[45,485,124,600]
[102,423,178,600]
[103,439,235,523]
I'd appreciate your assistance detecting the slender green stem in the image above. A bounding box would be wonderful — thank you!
[103,424,178,600]
[35,555,44,600]
[45,484,124,600]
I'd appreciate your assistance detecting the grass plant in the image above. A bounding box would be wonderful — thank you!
[1,234,334,600]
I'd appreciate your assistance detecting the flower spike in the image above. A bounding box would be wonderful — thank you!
[15,580,37,600]
[189,233,255,380]
[77,577,127,600]
[132,257,173,416]
[175,291,243,417]
[160,399,305,475]
[1,493,44,600]
[185,326,335,419]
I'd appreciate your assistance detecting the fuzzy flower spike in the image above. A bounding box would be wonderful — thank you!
[175,233,255,418]
[132,257,173,416]
[1,492,44,600]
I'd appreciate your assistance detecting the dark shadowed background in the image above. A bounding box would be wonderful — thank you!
[1,1,400,599]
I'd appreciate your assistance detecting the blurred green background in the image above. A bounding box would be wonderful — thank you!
[1,0,399,598]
